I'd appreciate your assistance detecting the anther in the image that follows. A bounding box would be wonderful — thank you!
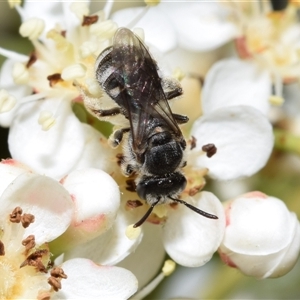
[26,52,37,68]
[126,200,143,209]
[51,267,68,279]
[37,291,51,300]
[13,62,29,84]
[0,89,17,113]
[202,143,217,158]
[82,15,99,26]
[126,179,137,192]
[10,206,23,223]
[47,73,63,87]
[22,235,36,251]
[0,240,5,255]
[48,267,67,292]
[20,249,48,273]
[21,213,35,228]
[190,136,197,150]
[19,18,45,40]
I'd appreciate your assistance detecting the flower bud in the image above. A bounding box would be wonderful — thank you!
[219,191,300,278]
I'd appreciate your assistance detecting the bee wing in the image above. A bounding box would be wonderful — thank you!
[112,28,182,154]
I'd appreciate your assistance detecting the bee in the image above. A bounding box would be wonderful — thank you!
[93,28,218,227]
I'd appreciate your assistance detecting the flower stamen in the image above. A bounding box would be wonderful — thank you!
[22,235,36,252]
[202,143,217,158]
[9,206,23,223]
[19,18,45,40]
[21,213,35,228]
[38,111,56,131]
[0,89,17,113]
[26,52,37,68]
[48,267,67,292]
[20,249,48,273]
[0,241,5,256]
[82,15,99,26]
[47,73,63,87]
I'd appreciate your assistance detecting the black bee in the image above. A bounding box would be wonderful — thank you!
[93,28,217,227]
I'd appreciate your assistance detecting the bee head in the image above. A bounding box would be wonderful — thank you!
[136,172,187,205]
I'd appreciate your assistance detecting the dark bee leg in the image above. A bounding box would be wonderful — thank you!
[164,88,183,100]
[92,107,121,118]
[172,113,189,124]
[109,127,130,148]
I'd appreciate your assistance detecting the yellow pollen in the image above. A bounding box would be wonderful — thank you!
[153,204,168,218]
[162,259,176,276]
[269,95,285,106]
[125,224,141,240]
[172,68,185,81]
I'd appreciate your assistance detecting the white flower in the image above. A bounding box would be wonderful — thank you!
[0,159,138,299]
[219,191,300,278]
[0,0,119,179]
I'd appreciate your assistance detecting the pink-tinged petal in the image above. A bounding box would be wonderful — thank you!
[63,203,143,265]
[219,193,300,278]
[57,168,120,247]
[162,192,225,267]
[8,98,85,179]
[0,59,32,127]
[72,124,119,174]
[0,159,32,196]
[0,172,73,245]
[111,7,177,53]
[117,222,166,289]
[202,58,271,115]
[57,258,138,299]
[190,106,274,180]
[159,2,239,51]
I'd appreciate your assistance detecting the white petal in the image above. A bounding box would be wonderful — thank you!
[63,203,143,265]
[0,172,73,245]
[58,258,138,299]
[72,123,119,174]
[8,98,85,179]
[58,168,120,245]
[117,222,166,289]
[0,159,32,197]
[160,2,239,51]
[162,192,225,267]
[202,58,271,115]
[0,59,32,127]
[191,106,274,180]
[111,7,177,53]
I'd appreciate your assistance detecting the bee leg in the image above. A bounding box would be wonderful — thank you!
[172,113,189,124]
[92,107,121,118]
[162,77,183,101]
[164,88,183,100]
[109,127,130,148]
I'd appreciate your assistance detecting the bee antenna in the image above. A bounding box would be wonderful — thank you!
[133,199,160,228]
[169,196,218,219]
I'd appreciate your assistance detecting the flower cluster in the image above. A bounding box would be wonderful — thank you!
[0,0,299,299]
